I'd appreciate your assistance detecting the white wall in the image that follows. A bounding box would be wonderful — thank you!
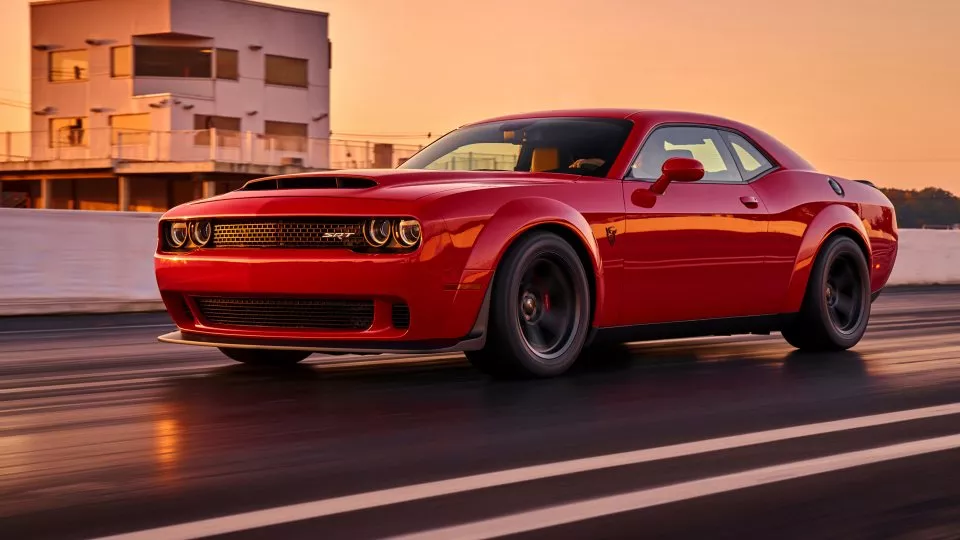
[0,209,957,316]
[0,208,163,315]
[886,229,960,286]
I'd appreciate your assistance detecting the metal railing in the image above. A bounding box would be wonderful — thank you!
[0,129,427,170]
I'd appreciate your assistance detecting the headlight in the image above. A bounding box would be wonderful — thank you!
[191,220,212,247]
[168,222,188,248]
[364,218,392,247]
[394,219,421,247]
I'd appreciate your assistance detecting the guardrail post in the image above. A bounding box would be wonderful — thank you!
[3,132,10,161]
[118,175,130,211]
[40,177,52,209]
[209,127,218,161]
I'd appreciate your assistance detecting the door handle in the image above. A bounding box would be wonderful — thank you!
[739,196,760,209]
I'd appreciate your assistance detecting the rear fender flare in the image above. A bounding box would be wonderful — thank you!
[784,204,871,312]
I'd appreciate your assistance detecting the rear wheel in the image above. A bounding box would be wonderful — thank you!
[781,235,871,351]
[465,231,591,378]
[218,347,312,366]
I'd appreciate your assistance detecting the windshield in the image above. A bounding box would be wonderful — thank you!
[399,117,634,177]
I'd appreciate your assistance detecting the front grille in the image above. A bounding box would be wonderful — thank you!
[392,303,410,329]
[211,220,366,248]
[194,296,374,330]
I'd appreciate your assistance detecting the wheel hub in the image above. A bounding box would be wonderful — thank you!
[521,292,540,322]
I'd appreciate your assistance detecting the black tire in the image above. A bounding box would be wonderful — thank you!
[781,235,871,351]
[218,347,312,366]
[465,231,591,378]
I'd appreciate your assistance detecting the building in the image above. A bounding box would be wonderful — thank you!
[0,0,348,211]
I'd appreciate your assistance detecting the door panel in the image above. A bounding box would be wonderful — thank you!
[619,181,774,325]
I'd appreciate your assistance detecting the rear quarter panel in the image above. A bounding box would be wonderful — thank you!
[750,171,897,313]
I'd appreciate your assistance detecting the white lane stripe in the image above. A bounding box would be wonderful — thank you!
[0,377,168,395]
[0,323,174,336]
[92,402,960,540]
[393,434,960,540]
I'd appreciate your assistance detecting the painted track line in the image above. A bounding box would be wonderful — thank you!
[92,402,960,540]
[0,323,174,336]
[393,434,960,540]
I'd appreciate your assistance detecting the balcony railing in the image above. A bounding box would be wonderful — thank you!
[0,128,426,170]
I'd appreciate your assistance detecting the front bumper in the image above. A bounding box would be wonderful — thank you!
[155,248,492,347]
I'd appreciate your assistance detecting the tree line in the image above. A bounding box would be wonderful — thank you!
[879,187,960,229]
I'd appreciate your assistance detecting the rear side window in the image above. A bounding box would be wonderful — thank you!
[722,132,774,180]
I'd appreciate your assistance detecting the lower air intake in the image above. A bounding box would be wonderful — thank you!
[194,296,374,330]
[392,303,410,329]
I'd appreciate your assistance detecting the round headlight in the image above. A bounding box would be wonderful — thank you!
[191,220,212,247]
[168,222,188,248]
[364,218,392,247]
[395,219,421,247]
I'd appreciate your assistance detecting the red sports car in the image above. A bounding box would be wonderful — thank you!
[155,109,898,377]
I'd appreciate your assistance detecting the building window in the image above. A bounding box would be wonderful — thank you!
[1,180,42,209]
[135,46,212,78]
[50,117,87,147]
[216,48,239,80]
[265,120,308,151]
[49,50,89,82]
[111,46,132,77]
[194,114,241,147]
[110,113,151,145]
[265,55,307,87]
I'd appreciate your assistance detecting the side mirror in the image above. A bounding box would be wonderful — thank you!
[649,157,704,195]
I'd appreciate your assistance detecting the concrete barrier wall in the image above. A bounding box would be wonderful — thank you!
[886,228,960,286]
[0,208,164,315]
[0,208,958,316]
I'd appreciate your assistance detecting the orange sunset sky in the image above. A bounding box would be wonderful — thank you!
[1,0,958,192]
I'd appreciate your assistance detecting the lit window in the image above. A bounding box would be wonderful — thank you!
[49,50,89,82]
[135,46,212,78]
[265,120,308,151]
[265,55,307,88]
[111,46,132,77]
[216,49,239,80]
[194,115,241,147]
[50,117,87,147]
[110,113,151,145]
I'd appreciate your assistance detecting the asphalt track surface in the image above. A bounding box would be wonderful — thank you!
[1,287,959,540]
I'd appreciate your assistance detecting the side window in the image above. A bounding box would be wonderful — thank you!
[722,131,774,180]
[628,126,742,182]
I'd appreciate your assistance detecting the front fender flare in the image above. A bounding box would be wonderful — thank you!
[784,204,871,312]
[461,197,605,325]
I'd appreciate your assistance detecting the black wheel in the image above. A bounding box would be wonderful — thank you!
[218,347,312,366]
[781,235,871,351]
[465,231,591,378]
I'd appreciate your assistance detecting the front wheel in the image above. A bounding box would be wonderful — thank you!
[218,347,312,366]
[781,236,871,351]
[465,231,591,378]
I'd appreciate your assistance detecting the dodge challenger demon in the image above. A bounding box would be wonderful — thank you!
[155,109,898,377]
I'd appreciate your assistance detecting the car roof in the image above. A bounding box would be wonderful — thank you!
[466,108,745,129]
[463,108,815,171]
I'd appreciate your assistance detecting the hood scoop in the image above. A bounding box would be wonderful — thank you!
[240,176,378,191]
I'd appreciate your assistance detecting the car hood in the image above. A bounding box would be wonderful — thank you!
[161,169,586,219]
[194,169,580,203]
